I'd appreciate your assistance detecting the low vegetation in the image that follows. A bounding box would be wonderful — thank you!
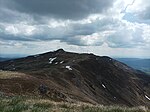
[0,95,149,112]
[0,71,25,79]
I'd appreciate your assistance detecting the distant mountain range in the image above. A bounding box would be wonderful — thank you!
[115,58,150,74]
[0,57,12,62]
[0,49,150,107]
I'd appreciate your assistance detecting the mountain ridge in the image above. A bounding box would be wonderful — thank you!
[0,49,150,107]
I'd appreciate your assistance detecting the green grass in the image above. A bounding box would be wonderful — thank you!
[0,96,149,112]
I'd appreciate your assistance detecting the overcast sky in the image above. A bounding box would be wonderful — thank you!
[0,0,150,58]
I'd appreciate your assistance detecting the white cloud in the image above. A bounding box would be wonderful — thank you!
[0,0,149,58]
[125,0,147,13]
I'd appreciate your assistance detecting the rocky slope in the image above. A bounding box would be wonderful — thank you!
[0,49,150,107]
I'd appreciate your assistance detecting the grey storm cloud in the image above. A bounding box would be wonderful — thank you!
[1,0,114,20]
[0,18,119,46]
[0,0,149,49]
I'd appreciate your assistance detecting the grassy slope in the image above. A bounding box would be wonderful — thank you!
[0,71,149,112]
[0,96,149,112]
[0,71,26,79]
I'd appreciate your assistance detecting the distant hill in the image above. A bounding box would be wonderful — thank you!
[116,58,150,74]
[0,49,150,107]
[0,54,27,62]
[0,57,12,62]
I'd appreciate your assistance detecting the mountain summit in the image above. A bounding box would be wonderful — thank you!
[0,49,150,107]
